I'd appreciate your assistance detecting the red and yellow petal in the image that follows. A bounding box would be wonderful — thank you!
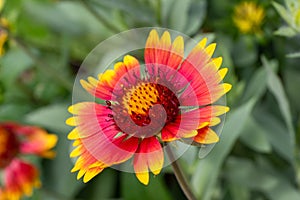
[15,126,57,159]
[145,29,184,76]
[82,133,139,167]
[198,105,230,124]
[161,109,202,142]
[193,126,219,144]
[178,38,231,106]
[162,105,229,143]
[3,159,41,200]
[0,188,7,200]
[133,137,164,185]
[70,139,106,183]
[66,102,139,182]
[81,55,140,100]
[161,120,197,142]
[66,102,116,138]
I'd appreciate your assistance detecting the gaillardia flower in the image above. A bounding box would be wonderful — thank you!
[66,29,231,185]
[0,122,57,200]
[233,1,265,34]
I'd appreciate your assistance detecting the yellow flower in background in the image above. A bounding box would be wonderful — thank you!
[233,1,265,34]
[0,30,7,56]
[0,18,8,56]
[0,0,5,12]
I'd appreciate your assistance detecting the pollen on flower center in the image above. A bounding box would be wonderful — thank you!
[117,82,180,128]
[0,128,19,168]
[123,82,159,115]
[111,82,180,138]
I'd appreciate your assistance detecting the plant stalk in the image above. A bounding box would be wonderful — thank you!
[165,144,197,200]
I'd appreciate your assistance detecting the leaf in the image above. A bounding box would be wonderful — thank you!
[24,103,70,133]
[253,106,294,164]
[56,2,112,38]
[23,0,84,35]
[161,0,175,26]
[164,0,206,34]
[191,99,257,200]
[263,56,295,155]
[273,2,292,26]
[185,0,207,35]
[166,0,192,32]
[274,26,297,37]
[0,104,32,121]
[286,51,300,58]
[240,67,267,103]
[226,157,300,200]
[232,36,258,68]
[93,0,155,24]
[225,157,277,190]
[0,48,33,86]
[256,157,300,200]
[227,184,250,200]
[284,69,300,111]
[239,116,272,153]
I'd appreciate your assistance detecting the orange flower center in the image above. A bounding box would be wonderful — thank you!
[123,82,159,116]
[0,128,19,168]
[111,82,180,138]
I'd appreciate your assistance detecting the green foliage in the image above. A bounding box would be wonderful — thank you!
[0,0,300,199]
[192,99,257,200]
[121,172,172,200]
[273,0,300,57]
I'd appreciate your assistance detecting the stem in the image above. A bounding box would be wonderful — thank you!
[80,0,122,33]
[165,144,197,200]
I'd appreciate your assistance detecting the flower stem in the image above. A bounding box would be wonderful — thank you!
[165,144,197,200]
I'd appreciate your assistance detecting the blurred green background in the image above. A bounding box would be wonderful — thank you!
[0,0,300,199]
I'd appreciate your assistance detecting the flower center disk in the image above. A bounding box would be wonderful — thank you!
[112,82,180,138]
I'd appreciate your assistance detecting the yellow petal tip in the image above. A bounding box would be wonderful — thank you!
[66,117,76,126]
[68,105,74,114]
[205,43,217,57]
[213,57,223,68]
[199,37,208,48]
[136,172,149,185]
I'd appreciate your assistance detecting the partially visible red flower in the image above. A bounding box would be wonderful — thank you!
[2,159,41,200]
[0,122,57,200]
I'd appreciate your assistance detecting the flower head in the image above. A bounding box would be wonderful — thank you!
[233,1,265,34]
[67,29,231,185]
[0,122,57,200]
